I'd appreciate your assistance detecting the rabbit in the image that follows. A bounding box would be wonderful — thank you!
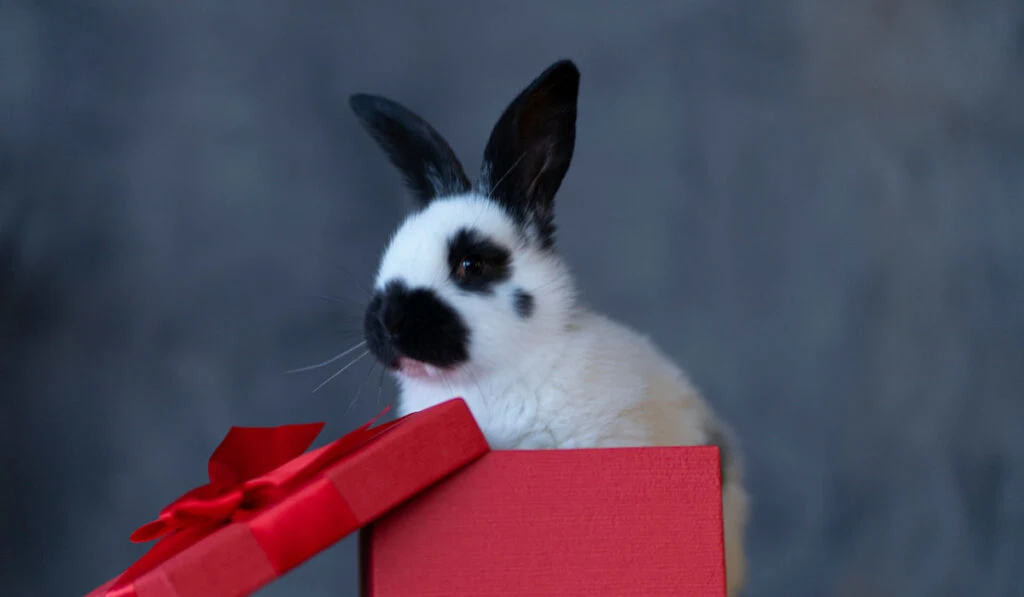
[349,59,749,596]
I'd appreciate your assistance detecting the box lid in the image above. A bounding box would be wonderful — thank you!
[86,398,489,597]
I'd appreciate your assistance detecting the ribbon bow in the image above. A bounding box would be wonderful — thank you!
[106,407,397,596]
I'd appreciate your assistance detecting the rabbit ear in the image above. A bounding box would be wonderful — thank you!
[350,93,471,206]
[478,60,580,249]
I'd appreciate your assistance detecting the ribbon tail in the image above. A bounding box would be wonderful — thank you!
[106,522,223,597]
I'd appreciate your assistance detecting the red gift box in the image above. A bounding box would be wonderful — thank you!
[86,398,489,597]
[362,446,726,596]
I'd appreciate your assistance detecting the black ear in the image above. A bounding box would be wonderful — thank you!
[478,60,580,248]
[349,93,471,206]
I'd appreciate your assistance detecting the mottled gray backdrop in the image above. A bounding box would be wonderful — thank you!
[2,1,1022,596]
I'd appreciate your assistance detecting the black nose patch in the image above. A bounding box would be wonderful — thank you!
[364,280,470,369]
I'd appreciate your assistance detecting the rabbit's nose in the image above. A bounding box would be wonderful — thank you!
[380,299,405,336]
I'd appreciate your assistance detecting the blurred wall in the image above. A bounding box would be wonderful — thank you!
[2,1,1022,596]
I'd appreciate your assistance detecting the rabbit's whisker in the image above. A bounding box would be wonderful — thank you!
[315,294,365,307]
[488,151,527,199]
[312,350,370,393]
[344,358,379,415]
[467,368,490,407]
[375,366,387,409]
[285,340,368,374]
[329,263,374,298]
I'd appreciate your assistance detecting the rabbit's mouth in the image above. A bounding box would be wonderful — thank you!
[394,356,450,381]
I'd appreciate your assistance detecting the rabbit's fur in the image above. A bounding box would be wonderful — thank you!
[351,59,748,595]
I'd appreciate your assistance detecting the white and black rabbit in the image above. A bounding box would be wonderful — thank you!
[350,59,749,595]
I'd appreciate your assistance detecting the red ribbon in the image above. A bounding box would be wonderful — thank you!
[104,407,399,597]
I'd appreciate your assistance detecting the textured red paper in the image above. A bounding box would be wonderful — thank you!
[364,446,726,597]
[86,398,489,597]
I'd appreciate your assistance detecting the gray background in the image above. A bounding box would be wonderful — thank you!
[2,1,1023,596]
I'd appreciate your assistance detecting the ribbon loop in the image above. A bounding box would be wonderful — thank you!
[109,406,395,595]
[128,410,391,544]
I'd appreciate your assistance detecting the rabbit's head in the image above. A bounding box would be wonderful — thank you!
[351,60,580,384]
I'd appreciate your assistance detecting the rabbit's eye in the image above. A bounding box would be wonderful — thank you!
[446,228,512,292]
[457,256,485,280]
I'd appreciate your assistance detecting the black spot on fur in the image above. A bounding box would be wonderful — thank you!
[446,228,512,294]
[349,94,471,207]
[364,280,470,368]
[513,289,534,319]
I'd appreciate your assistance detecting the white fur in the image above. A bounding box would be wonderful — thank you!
[376,193,749,595]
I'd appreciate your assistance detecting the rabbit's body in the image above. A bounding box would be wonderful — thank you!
[398,292,712,452]
[394,216,749,593]
[351,60,748,595]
